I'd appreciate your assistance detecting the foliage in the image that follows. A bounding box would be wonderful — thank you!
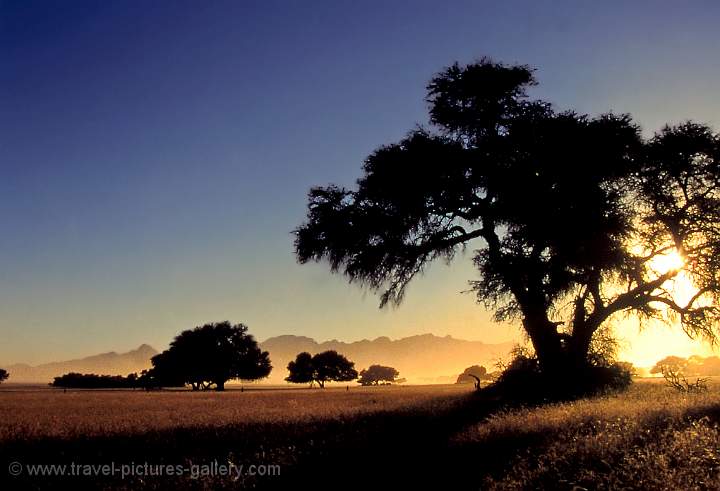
[49,371,184,390]
[649,354,720,379]
[294,57,720,385]
[456,365,493,389]
[660,366,708,393]
[141,353,187,389]
[487,351,633,402]
[0,369,8,384]
[286,350,358,388]
[650,355,689,375]
[51,372,141,389]
[358,365,400,385]
[285,351,314,385]
[151,321,271,391]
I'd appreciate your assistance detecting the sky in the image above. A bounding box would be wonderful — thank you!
[2,0,720,366]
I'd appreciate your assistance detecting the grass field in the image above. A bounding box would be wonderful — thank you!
[2,381,720,489]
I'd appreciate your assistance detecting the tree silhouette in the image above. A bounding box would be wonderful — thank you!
[286,350,358,388]
[151,321,272,391]
[286,352,315,386]
[138,355,186,389]
[456,365,493,389]
[358,365,400,385]
[650,356,688,375]
[51,372,143,389]
[649,355,720,377]
[0,369,8,384]
[295,58,720,383]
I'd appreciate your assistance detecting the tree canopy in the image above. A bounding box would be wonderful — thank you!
[151,321,272,391]
[456,365,494,387]
[358,365,400,385]
[650,355,720,376]
[294,58,720,381]
[285,351,315,385]
[286,350,358,388]
[0,369,8,384]
[52,372,140,389]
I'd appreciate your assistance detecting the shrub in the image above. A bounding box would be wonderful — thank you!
[484,354,633,403]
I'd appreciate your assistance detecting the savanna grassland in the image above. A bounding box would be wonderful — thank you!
[2,381,720,490]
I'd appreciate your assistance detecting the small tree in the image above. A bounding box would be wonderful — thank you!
[456,365,493,389]
[650,356,687,376]
[358,365,400,385]
[286,350,358,388]
[312,351,358,388]
[0,369,8,384]
[286,352,315,386]
[661,365,707,393]
[152,321,272,391]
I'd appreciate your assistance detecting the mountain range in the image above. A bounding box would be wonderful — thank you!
[260,334,514,384]
[3,334,514,384]
[5,344,158,384]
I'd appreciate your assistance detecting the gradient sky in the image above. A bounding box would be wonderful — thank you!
[2,1,720,365]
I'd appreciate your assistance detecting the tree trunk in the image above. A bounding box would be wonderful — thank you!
[569,324,594,368]
[522,313,564,373]
[215,380,225,391]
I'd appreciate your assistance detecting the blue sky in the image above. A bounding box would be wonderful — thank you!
[2,1,719,364]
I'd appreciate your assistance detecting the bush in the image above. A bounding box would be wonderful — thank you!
[484,355,633,403]
[51,373,141,389]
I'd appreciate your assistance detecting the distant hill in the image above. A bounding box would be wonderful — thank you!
[3,334,514,385]
[5,344,158,384]
[260,334,514,384]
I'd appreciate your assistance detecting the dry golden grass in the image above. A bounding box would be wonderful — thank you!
[453,380,720,490]
[3,380,720,489]
[0,384,469,442]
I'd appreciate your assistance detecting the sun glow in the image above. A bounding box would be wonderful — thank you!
[646,249,698,307]
[648,250,685,275]
[617,319,716,369]
[617,247,718,368]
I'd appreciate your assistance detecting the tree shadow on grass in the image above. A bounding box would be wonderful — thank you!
[1,391,520,490]
[11,389,713,490]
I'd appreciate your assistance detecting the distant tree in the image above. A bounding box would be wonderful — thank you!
[312,351,358,388]
[152,321,272,391]
[141,351,186,389]
[286,352,315,386]
[650,355,720,377]
[650,356,687,375]
[136,365,185,390]
[456,365,493,389]
[358,365,400,385]
[51,372,141,389]
[0,369,8,384]
[294,57,720,390]
[694,356,720,376]
[286,350,358,388]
